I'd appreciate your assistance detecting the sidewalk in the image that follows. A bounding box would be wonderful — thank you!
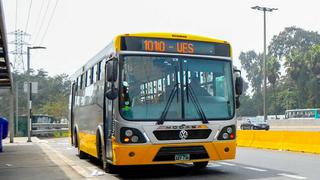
[0,137,83,180]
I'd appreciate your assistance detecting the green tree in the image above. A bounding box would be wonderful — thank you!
[0,69,71,120]
[238,51,264,115]
[268,26,320,59]
[239,51,263,93]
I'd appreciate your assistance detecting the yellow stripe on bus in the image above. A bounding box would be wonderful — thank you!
[78,131,98,158]
[111,139,236,165]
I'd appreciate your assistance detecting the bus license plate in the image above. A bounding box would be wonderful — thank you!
[175,154,190,161]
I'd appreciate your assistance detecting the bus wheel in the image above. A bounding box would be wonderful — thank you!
[103,161,119,174]
[193,161,208,169]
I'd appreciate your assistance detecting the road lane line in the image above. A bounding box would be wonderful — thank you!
[217,162,236,166]
[207,163,222,168]
[278,173,307,179]
[243,166,267,172]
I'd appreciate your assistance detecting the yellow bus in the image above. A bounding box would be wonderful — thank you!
[69,32,243,173]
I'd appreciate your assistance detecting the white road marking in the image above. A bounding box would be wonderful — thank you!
[218,162,236,166]
[57,142,69,145]
[243,166,267,172]
[90,169,105,177]
[278,173,307,179]
[175,164,191,168]
[207,163,222,168]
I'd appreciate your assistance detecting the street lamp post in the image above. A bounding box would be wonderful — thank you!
[251,6,278,122]
[27,46,46,142]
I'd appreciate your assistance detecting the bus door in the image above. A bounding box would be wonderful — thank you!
[104,60,114,161]
[70,82,77,145]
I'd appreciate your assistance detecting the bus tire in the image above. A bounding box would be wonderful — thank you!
[103,161,119,174]
[193,161,208,169]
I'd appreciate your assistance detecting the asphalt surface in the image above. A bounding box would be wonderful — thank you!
[1,137,319,180]
[48,138,319,180]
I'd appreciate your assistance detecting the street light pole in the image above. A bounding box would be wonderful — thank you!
[27,46,46,142]
[251,6,278,122]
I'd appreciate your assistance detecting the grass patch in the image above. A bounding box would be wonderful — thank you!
[53,131,69,138]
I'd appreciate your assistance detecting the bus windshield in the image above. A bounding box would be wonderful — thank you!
[119,55,234,121]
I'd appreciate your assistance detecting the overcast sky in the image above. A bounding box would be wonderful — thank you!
[2,0,320,76]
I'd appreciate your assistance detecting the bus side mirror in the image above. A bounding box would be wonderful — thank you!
[106,87,118,100]
[106,58,118,82]
[235,76,243,96]
[236,96,240,109]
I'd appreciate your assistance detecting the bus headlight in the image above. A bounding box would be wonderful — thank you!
[120,127,147,143]
[222,133,229,140]
[131,135,139,143]
[226,127,232,134]
[217,125,236,140]
[125,129,133,136]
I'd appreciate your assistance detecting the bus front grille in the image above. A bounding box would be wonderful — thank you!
[153,146,209,161]
[153,129,212,140]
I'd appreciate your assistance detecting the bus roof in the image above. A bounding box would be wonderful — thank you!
[71,32,231,81]
[116,32,230,44]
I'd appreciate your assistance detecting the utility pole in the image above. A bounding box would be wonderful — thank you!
[251,6,278,122]
[15,81,18,135]
[27,46,46,142]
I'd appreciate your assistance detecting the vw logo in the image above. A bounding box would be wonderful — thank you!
[179,130,188,139]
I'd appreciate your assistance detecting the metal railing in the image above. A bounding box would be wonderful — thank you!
[31,123,68,136]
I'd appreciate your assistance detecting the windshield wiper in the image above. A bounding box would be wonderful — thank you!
[185,84,208,124]
[157,83,179,125]
[158,66,180,125]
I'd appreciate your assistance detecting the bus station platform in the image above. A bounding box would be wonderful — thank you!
[0,137,84,180]
[0,137,117,180]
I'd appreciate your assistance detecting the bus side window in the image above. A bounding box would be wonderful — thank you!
[80,74,84,89]
[92,66,96,84]
[86,70,90,87]
[76,77,79,92]
[78,77,81,90]
[89,67,94,85]
[97,61,102,81]
[83,71,88,88]
[101,59,106,80]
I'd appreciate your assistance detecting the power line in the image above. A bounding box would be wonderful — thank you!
[30,0,45,43]
[39,0,59,45]
[24,0,33,34]
[32,0,51,45]
[15,0,18,31]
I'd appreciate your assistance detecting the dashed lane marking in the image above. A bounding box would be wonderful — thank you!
[207,163,222,168]
[278,173,307,179]
[243,166,267,172]
[217,162,236,166]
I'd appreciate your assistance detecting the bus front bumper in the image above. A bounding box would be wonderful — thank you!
[112,141,236,166]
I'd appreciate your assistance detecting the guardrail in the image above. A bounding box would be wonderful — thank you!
[237,130,320,154]
[31,123,68,136]
[32,128,68,135]
[32,123,68,129]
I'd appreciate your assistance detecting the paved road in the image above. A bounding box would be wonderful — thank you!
[45,138,319,180]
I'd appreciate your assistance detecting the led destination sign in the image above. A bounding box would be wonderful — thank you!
[121,37,230,57]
